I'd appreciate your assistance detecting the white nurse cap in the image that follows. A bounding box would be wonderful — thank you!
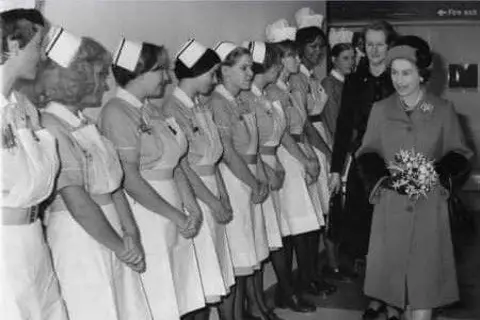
[328,28,354,48]
[266,19,297,43]
[213,41,238,62]
[295,7,324,30]
[176,39,207,68]
[112,37,142,72]
[44,25,82,68]
[0,0,35,12]
[243,41,266,65]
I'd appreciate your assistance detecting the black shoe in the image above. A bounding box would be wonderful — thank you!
[313,279,337,296]
[362,305,386,320]
[275,292,316,313]
[322,266,352,282]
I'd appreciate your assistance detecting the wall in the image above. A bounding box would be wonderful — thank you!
[41,0,326,117]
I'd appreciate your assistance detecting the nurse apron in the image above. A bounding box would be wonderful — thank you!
[253,88,287,250]
[42,102,151,320]
[127,114,205,319]
[276,80,324,235]
[1,92,67,320]
[302,68,331,214]
[214,86,265,275]
[168,90,235,303]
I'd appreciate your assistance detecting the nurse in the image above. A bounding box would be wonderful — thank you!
[211,42,269,320]
[0,5,67,320]
[264,19,320,312]
[163,39,235,319]
[38,29,151,320]
[99,38,205,320]
[291,7,336,295]
[241,40,287,320]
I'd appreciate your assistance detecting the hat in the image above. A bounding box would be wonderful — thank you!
[175,39,220,79]
[243,41,266,65]
[385,45,418,67]
[113,38,142,72]
[0,0,35,13]
[265,19,296,43]
[328,28,354,48]
[44,25,82,68]
[214,41,238,62]
[295,7,324,30]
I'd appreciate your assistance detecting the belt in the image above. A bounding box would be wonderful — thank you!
[141,168,175,181]
[192,164,216,176]
[259,146,277,155]
[49,193,113,213]
[243,154,258,164]
[291,134,304,143]
[308,114,323,123]
[1,205,39,225]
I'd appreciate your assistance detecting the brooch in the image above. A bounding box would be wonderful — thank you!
[138,117,152,135]
[419,101,434,114]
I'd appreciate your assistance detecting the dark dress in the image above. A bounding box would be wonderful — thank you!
[330,64,395,259]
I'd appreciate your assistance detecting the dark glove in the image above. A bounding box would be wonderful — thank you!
[434,152,470,190]
[357,152,389,196]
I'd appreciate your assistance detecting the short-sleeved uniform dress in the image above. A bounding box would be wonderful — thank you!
[290,66,330,214]
[41,101,151,320]
[211,84,267,275]
[357,93,472,309]
[273,79,325,235]
[98,88,205,319]
[249,84,287,250]
[1,92,67,320]
[163,87,235,303]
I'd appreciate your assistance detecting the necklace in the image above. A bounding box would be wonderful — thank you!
[400,91,423,112]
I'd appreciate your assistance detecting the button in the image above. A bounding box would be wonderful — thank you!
[406,126,412,132]
[406,205,414,212]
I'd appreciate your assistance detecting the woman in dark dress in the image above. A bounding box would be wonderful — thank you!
[328,20,398,319]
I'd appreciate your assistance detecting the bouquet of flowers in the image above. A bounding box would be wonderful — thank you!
[388,149,439,200]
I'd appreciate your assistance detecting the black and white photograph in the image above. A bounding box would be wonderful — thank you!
[1,1,479,320]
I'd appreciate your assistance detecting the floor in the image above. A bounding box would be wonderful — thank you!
[212,211,480,320]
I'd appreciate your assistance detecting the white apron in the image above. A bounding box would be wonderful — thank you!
[173,92,235,303]
[256,96,287,250]
[219,110,266,275]
[1,92,66,320]
[43,103,151,320]
[127,116,205,319]
[276,81,325,235]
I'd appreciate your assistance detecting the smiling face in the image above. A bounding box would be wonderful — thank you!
[391,58,421,98]
[79,62,110,108]
[302,35,326,67]
[140,51,172,99]
[332,48,355,75]
[223,53,253,90]
[282,52,301,75]
[365,29,388,66]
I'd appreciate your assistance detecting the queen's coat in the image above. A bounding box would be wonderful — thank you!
[356,92,472,309]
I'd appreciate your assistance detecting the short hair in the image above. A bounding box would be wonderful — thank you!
[391,35,432,82]
[273,40,297,58]
[38,37,111,106]
[330,42,354,58]
[217,46,250,82]
[112,42,167,87]
[295,26,327,57]
[250,43,281,74]
[1,9,45,63]
[174,48,220,80]
[363,20,398,47]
